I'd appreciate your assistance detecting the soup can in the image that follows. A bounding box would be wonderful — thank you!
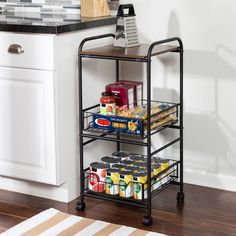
[89,162,109,192]
[112,151,131,161]
[125,165,140,173]
[112,164,126,170]
[119,170,133,198]
[133,162,147,170]
[121,159,134,166]
[105,168,120,195]
[101,156,121,167]
[130,154,145,163]
[158,159,169,184]
[133,171,148,200]
[151,164,162,191]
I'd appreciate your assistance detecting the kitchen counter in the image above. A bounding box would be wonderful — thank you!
[0,12,116,34]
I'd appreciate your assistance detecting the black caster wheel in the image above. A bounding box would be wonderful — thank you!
[142,216,153,226]
[75,202,86,211]
[176,191,185,202]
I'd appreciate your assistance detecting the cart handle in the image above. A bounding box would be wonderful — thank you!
[79,33,115,54]
[147,37,183,60]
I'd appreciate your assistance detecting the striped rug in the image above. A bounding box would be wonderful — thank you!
[1,208,165,236]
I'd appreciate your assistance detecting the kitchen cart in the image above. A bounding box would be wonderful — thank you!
[75,33,184,226]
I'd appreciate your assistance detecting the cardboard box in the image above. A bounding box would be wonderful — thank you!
[105,83,135,108]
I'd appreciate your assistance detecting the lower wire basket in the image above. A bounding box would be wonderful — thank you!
[82,158,180,206]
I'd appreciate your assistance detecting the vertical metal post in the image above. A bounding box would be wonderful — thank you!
[79,54,84,202]
[116,59,120,152]
[116,60,119,82]
[179,46,184,193]
[146,57,152,218]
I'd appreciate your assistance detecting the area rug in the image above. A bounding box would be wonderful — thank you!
[1,208,165,236]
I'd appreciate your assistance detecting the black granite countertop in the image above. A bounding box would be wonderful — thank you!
[0,12,117,34]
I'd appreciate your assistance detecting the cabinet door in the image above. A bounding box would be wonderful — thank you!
[0,66,58,185]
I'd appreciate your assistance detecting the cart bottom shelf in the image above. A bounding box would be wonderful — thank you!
[81,160,180,208]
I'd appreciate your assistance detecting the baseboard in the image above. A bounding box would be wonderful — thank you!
[184,169,236,192]
[0,176,71,202]
[1,169,235,202]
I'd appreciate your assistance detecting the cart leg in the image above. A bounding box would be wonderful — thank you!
[177,46,184,203]
[142,59,153,226]
[76,199,86,211]
[142,207,153,226]
[76,55,86,212]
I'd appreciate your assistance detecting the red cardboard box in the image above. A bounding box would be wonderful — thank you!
[119,80,143,106]
[105,83,134,108]
[105,81,143,107]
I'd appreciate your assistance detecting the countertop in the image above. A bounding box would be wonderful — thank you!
[0,12,117,34]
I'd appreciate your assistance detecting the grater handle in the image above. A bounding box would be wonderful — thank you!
[117,4,135,17]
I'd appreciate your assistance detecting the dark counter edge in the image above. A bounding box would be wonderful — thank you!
[0,16,117,34]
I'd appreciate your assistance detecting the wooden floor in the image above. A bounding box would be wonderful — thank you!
[1,184,236,235]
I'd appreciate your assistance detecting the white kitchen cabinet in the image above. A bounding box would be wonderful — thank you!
[0,25,115,202]
[0,67,60,184]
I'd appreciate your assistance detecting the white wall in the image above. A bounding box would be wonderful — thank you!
[120,0,236,191]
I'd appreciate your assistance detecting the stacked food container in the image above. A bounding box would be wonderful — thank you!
[88,151,171,200]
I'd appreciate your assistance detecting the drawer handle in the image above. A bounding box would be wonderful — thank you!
[8,44,24,54]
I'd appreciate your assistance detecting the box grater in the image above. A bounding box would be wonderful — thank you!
[113,4,139,48]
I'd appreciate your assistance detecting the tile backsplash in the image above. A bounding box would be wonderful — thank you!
[0,0,119,15]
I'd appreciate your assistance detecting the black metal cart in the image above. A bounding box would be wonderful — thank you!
[76,33,184,226]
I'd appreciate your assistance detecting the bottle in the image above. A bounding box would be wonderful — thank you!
[100,92,116,115]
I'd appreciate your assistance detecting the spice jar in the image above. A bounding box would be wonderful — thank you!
[100,92,116,115]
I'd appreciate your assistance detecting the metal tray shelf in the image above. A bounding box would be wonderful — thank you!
[82,159,180,207]
[82,100,179,140]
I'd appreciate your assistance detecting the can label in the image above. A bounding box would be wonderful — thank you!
[119,174,133,198]
[133,175,147,200]
[160,161,169,184]
[89,168,107,192]
[105,172,119,195]
[152,165,162,191]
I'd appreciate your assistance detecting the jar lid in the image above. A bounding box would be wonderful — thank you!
[101,92,113,96]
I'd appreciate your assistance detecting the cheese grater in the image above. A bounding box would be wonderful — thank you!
[113,4,139,48]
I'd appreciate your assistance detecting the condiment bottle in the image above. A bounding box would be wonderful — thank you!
[100,92,116,115]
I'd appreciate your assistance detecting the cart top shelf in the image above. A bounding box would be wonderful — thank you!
[80,44,179,61]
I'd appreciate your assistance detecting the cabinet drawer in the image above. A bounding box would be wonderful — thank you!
[0,32,54,70]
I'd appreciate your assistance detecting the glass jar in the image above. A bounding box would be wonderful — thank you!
[100,92,116,115]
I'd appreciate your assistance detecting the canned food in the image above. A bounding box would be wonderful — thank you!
[119,170,133,198]
[89,162,109,192]
[112,164,126,170]
[133,171,148,200]
[133,162,147,169]
[112,151,131,161]
[125,165,140,173]
[130,154,145,163]
[105,168,119,195]
[101,156,121,167]
[158,159,169,184]
[121,159,134,166]
[151,164,162,191]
